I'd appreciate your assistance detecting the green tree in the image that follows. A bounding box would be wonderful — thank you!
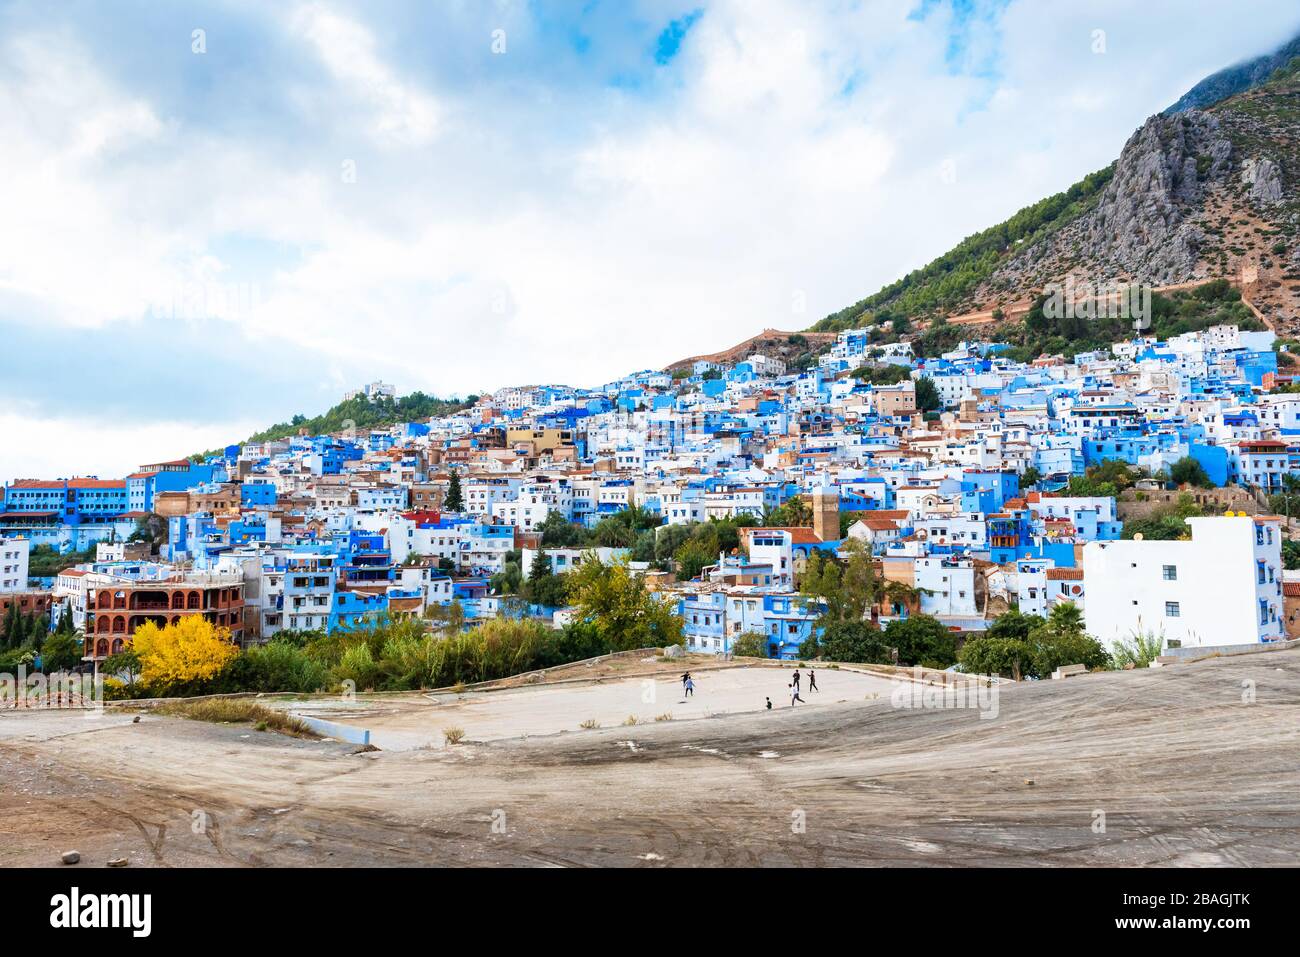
[800,540,885,625]
[538,511,589,548]
[1123,493,1203,541]
[674,539,715,582]
[958,636,1032,679]
[527,548,550,582]
[1168,457,1212,489]
[589,505,663,548]
[104,648,143,688]
[2,602,20,650]
[914,376,941,413]
[882,614,958,667]
[39,630,82,673]
[731,631,769,658]
[1069,459,1140,498]
[1025,602,1110,676]
[1020,466,1042,489]
[54,604,77,636]
[820,620,892,664]
[567,555,683,651]
[985,609,1040,643]
[521,550,571,607]
[764,496,811,527]
[490,549,523,595]
[444,471,464,511]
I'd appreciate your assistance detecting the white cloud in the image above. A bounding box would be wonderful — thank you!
[4,0,1300,479]
[291,3,440,146]
[0,412,256,481]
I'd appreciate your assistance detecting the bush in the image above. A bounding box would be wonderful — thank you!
[731,631,769,658]
[820,621,893,664]
[1169,456,1213,489]
[336,643,381,691]
[1031,631,1110,676]
[1110,628,1165,669]
[237,640,329,693]
[39,631,82,674]
[958,637,1033,678]
[154,699,315,737]
[882,615,958,667]
[442,727,466,745]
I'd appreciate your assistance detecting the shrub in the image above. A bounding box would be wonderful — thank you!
[958,636,1033,679]
[442,727,466,745]
[731,632,769,658]
[1110,627,1165,669]
[154,699,314,737]
[238,640,330,693]
[882,615,957,667]
[132,617,239,695]
[820,621,892,664]
[335,643,381,691]
[579,719,600,729]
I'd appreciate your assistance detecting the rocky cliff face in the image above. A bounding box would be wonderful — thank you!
[978,63,1299,327]
[989,111,1235,290]
[1078,111,1232,280]
[810,43,1300,338]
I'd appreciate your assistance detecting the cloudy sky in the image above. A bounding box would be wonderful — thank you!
[2,0,1299,480]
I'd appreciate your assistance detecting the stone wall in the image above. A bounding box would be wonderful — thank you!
[1117,485,1261,520]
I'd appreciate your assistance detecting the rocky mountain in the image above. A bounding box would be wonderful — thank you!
[812,35,1300,338]
[666,328,838,374]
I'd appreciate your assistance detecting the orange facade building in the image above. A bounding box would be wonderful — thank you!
[86,580,244,659]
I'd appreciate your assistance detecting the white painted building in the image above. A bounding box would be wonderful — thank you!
[1083,516,1284,649]
[0,537,30,592]
[914,557,978,618]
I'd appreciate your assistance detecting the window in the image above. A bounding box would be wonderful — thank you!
[1165,602,1180,618]
[1162,565,1177,581]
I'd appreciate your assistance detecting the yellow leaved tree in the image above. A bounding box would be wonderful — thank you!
[132,616,238,691]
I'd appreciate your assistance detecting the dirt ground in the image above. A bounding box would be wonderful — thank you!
[1,649,1297,867]
[280,664,900,751]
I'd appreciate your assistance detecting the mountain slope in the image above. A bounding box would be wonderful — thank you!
[246,392,475,444]
[812,36,1300,337]
[1165,32,1300,114]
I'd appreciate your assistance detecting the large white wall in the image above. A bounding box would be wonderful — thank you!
[1083,516,1283,649]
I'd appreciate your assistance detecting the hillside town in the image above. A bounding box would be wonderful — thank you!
[2,319,1294,668]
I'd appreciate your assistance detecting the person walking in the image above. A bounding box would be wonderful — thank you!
[791,668,801,692]
[789,683,805,706]
[765,696,772,711]
[808,668,819,693]
[684,676,695,698]
[681,671,691,692]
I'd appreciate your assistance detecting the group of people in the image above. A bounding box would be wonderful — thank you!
[679,667,820,711]
[767,667,818,710]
